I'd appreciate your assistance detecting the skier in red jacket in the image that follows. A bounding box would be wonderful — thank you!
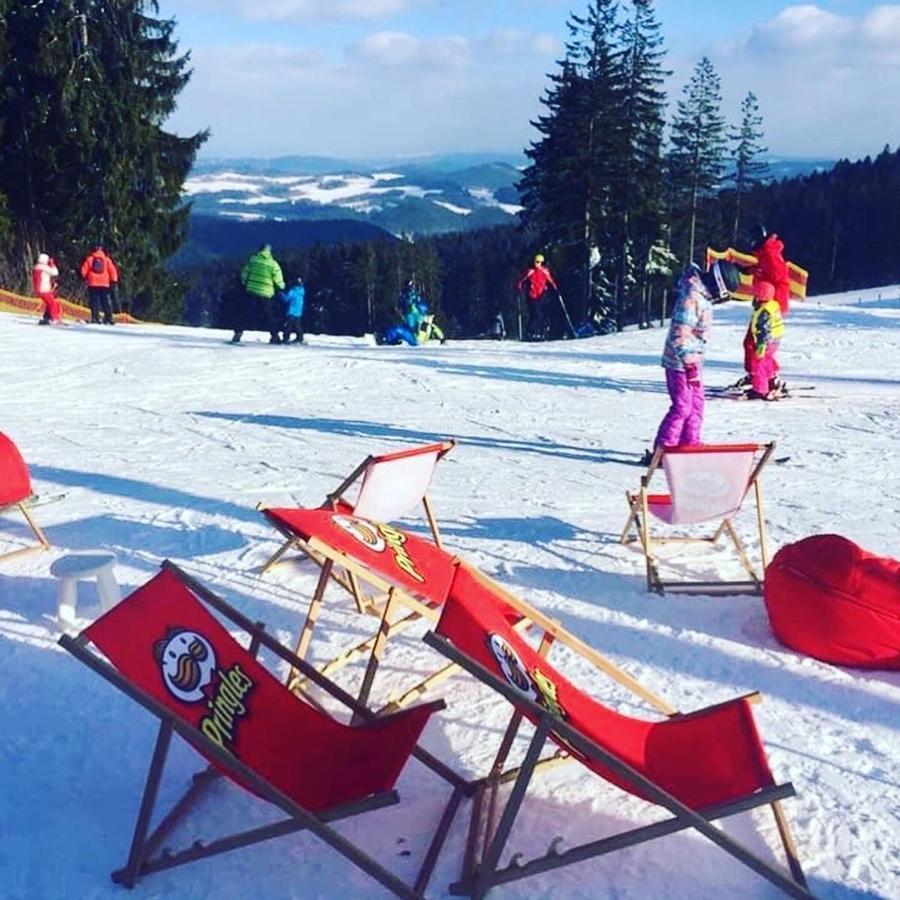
[517,253,558,340]
[740,225,791,390]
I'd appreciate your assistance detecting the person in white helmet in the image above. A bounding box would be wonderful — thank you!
[32,252,60,324]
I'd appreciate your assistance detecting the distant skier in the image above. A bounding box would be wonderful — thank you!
[650,259,741,455]
[33,252,60,324]
[517,253,558,340]
[738,225,791,390]
[281,276,306,344]
[747,280,785,400]
[376,284,443,346]
[232,243,285,344]
[80,244,119,325]
[491,312,506,340]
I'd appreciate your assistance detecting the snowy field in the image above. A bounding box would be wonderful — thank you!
[0,287,898,899]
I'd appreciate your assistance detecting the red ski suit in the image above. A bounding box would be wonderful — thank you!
[743,235,791,375]
[517,263,557,300]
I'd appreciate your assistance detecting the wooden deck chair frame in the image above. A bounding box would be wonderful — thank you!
[59,560,470,898]
[620,442,775,595]
[0,495,50,563]
[423,591,810,899]
[259,439,456,580]
[285,532,470,716]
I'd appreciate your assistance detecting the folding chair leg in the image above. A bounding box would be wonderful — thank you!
[19,501,50,549]
[422,495,444,549]
[115,719,174,888]
[755,480,770,570]
[286,559,333,693]
[260,536,299,575]
[723,520,759,582]
[354,587,399,716]
[470,717,552,900]
[771,799,808,889]
[620,492,639,544]
[379,660,459,714]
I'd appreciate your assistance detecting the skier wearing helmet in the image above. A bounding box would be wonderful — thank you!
[517,253,558,340]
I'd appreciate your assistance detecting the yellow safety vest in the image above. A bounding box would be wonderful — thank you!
[750,299,785,342]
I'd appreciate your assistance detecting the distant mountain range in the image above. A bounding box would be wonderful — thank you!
[184,153,526,238]
[184,153,838,244]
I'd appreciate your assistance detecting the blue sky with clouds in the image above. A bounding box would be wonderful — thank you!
[158,1,900,160]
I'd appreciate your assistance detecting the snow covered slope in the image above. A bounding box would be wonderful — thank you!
[1,286,898,899]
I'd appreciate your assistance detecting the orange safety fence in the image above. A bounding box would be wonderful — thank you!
[0,287,143,324]
[706,247,809,303]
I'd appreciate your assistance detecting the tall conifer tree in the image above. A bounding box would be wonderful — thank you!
[0,1,206,319]
[667,56,727,263]
[730,91,769,242]
[612,0,668,327]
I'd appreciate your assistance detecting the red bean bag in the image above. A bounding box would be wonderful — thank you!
[0,431,33,507]
[764,534,900,669]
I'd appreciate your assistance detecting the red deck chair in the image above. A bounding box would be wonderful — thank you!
[259,506,473,713]
[59,561,466,896]
[260,439,456,576]
[423,562,810,899]
[0,431,50,563]
[620,442,775,594]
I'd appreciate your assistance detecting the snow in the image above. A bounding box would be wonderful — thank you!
[432,200,472,215]
[467,186,524,216]
[1,287,898,900]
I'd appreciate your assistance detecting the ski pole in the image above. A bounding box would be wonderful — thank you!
[516,292,523,341]
[557,291,576,337]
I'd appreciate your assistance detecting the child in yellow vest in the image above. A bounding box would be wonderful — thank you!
[748,281,785,400]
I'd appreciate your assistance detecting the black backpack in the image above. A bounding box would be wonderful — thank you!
[91,256,105,274]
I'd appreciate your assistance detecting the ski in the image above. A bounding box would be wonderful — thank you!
[30,492,69,508]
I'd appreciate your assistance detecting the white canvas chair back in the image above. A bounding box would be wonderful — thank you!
[660,445,756,525]
[351,446,442,522]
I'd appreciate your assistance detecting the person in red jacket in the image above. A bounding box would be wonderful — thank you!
[80,244,119,324]
[517,253,558,340]
[33,252,61,324]
[740,225,791,388]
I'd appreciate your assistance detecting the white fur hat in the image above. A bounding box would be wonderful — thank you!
[37,253,49,264]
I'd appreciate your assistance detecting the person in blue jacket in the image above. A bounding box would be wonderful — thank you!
[282,276,306,344]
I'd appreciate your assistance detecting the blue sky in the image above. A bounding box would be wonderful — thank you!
[158,1,900,160]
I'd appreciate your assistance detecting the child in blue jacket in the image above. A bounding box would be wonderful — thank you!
[282,277,305,344]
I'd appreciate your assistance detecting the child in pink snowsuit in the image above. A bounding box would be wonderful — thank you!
[653,260,740,448]
[748,281,785,400]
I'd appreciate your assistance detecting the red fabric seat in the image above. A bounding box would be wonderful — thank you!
[764,534,900,670]
[0,431,32,506]
[438,565,776,810]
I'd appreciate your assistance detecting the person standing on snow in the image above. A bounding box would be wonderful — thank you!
[739,225,791,390]
[650,259,741,454]
[517,253,558,340]
[747,280,785,400]
[80,244,119,324]
[33,253,61,324]
[233,243,285,344]
[281,276,306,344]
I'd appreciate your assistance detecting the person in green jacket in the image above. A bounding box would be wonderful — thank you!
[232,243,286,344]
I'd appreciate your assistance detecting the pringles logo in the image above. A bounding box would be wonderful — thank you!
[331,515,426,583]
[487,633,567,721]
[154,627,255,751]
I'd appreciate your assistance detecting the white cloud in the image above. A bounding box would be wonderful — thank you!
[693,4,900,157]
[169,38,548,156]
[349,31,471,68]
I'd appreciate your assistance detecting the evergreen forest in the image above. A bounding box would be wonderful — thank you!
[2,1,898,337]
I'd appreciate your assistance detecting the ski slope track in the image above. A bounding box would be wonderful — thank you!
[1,287,898,899]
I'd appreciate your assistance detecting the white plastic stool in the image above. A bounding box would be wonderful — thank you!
[51,552,121,628]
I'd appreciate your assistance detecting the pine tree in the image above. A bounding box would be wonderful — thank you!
[519,1,624,328]
[729,91,768,242]
[0,1,206,319]
[612,0,668,328]
[667,56,727,263]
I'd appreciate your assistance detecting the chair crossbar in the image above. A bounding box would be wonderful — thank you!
[0,498,51,563]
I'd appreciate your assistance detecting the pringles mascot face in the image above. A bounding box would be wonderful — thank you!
[155,628,217,703]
